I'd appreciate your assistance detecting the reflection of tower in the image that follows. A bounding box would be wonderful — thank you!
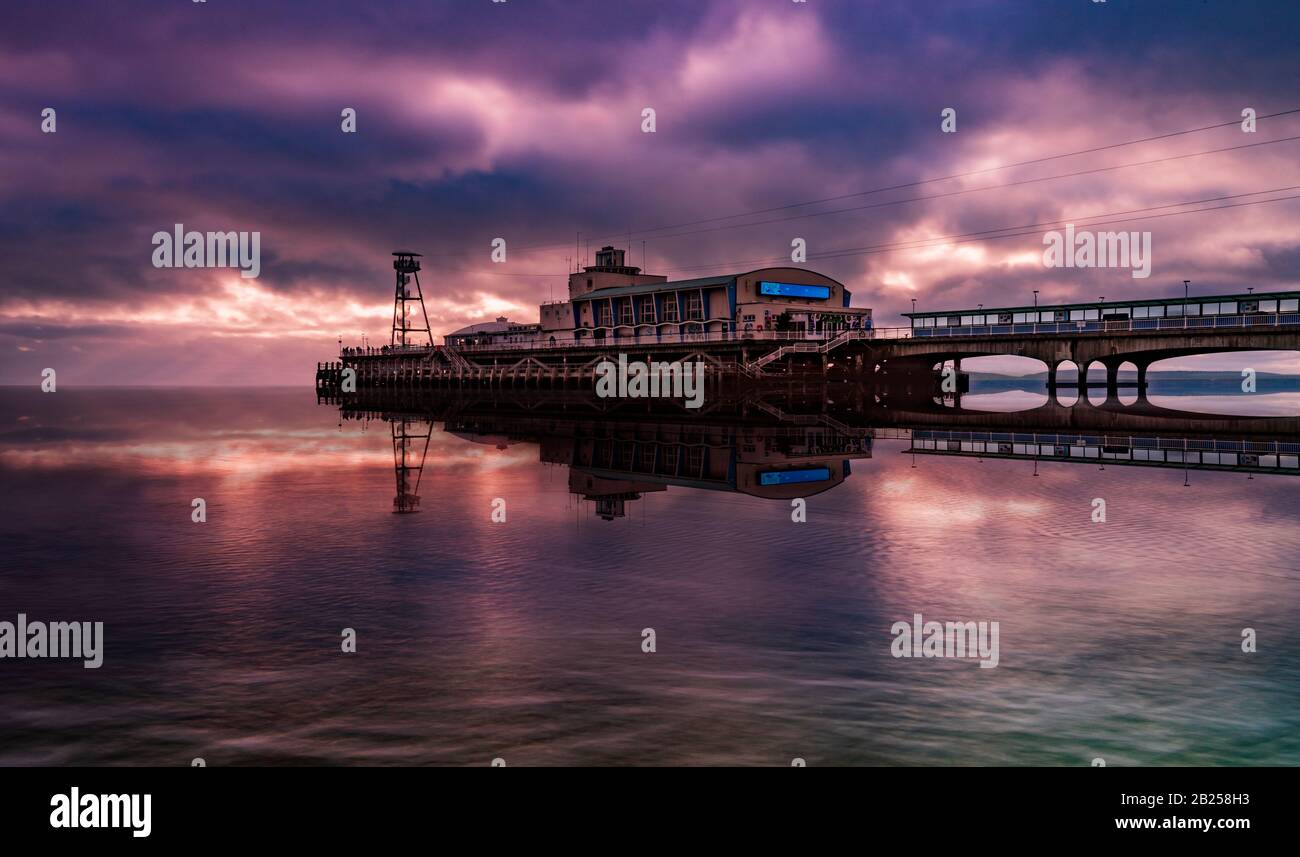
[391,419,432,513]
[391,250,432,348]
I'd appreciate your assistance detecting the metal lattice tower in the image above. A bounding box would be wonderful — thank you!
[391,250,432,348]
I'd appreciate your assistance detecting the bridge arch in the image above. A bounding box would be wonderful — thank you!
[1145,350,1300,416]
[1086,360,1111,405]
[1053,359,1080,406]
[1118,360,1140,405]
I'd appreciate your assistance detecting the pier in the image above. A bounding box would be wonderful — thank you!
[316,253,1300,399]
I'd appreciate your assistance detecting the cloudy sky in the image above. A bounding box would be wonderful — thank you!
[2,0,1299,384]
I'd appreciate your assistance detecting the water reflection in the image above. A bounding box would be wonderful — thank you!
[323,385,1300,513]
[5,387,1300,766]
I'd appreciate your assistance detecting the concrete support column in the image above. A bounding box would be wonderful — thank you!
[1105,361,1120,400]
[1046,361,1058,389]
[1136,360,1150,401]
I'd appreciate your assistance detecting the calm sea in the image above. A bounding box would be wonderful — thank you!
[2,385,1299,766]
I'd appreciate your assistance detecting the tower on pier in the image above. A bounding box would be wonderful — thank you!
[391,250,432,348]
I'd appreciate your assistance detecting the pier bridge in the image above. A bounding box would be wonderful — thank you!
[887,290,1300,398]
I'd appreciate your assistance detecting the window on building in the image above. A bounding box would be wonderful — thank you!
[598,303,613,326]
[686,292,703,320]
[662,296,679,322]
[641,297,655,322]
[620,301,634,325]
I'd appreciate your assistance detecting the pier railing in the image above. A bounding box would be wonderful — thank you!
[910,311,1300,339]
[336,310,1300,360]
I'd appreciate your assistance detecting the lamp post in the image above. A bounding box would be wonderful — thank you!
[1033,290,1039,308]
[910,297,917,332]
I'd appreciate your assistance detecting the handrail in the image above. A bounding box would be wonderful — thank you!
[907,311,1300,340]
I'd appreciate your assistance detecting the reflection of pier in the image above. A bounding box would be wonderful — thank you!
[881,393,1300,436]
[327,388,875,516]
[322,382,1300,514]
[878,393,1300,477]
[905,429,1300,476]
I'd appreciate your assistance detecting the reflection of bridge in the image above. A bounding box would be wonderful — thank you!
[906,428,1300,476]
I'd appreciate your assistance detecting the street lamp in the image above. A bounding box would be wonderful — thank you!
[1033,290,1039,308]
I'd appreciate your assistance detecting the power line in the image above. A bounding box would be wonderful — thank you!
[649,186,1300,274]
[474,105,1300,255]
[546,134,1300,247]
[447,184,1300,279]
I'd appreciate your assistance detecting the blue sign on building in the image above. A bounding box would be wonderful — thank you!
[759,281,831,300]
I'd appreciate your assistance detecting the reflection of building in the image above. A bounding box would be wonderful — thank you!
[453,246,872,348]
[369,398,875,517]
[531,422,871,519]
